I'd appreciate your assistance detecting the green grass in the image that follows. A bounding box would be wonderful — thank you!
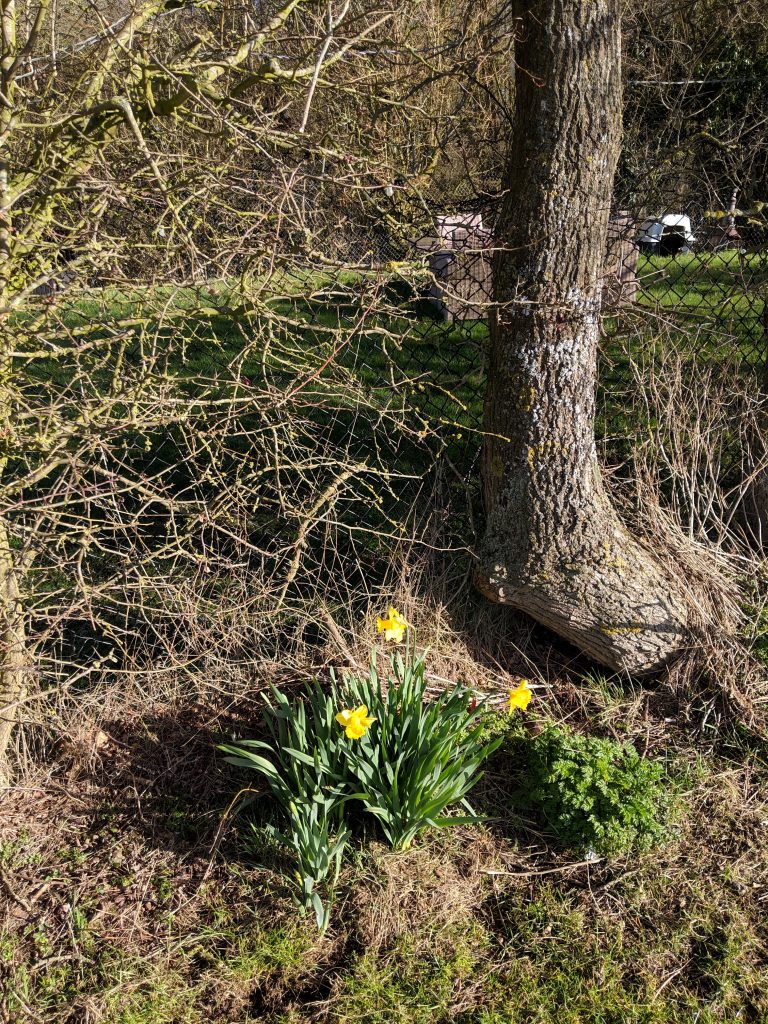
[330,924,483,1024]
[16,251,762,488]
[637,250,768,310]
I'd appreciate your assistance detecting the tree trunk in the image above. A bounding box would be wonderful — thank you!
[0,0,28,785]
[0,524,27,787]
[476,0,689,675]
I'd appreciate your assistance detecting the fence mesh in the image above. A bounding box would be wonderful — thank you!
[266,174,768,589]
[299,193,768,437]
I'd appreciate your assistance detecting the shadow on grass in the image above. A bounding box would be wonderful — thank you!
[78,696,296,859]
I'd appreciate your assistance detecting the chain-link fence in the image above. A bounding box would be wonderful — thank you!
[270,179,768,576]
[299,193,767,434]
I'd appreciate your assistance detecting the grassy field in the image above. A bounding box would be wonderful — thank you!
[3,253,768,1023]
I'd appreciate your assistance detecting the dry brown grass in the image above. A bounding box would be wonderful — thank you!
[3,652,768,1024]
[347,833,495,956]
[597,318,768,733]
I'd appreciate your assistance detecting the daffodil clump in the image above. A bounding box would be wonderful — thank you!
[219,682,354,931]
[220,605,534,928]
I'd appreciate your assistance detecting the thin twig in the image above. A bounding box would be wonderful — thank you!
[482,857,605,879]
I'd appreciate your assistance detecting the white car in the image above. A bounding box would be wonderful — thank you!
[636,214,696,255]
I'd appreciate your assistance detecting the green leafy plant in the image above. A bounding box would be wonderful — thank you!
[338,648,502,850]
[219,682,355,930]
[514,724,671,857]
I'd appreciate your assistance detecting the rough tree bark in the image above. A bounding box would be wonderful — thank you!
[476,0,690,674]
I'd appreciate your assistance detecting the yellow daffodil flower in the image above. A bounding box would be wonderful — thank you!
[507,680,533,713]
[376,606,409,644]
[335,705,376,740]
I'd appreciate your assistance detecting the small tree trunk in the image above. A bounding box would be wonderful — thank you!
[476,0,689,675]
[0,0,28,784]
[0,524,27,786]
